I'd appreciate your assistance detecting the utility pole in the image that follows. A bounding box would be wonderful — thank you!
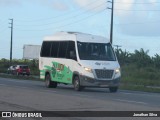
[114,45,122,50]
[9,19,13,64]
[107,0,114,44]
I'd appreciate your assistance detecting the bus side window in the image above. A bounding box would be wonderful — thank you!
[66,41,77,61]
[41,41,52,57]
[50,41,59,58]
[58,41,68,58]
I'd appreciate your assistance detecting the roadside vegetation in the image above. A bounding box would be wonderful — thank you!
[0,59,39,75]
[115,48,160,92]
[0,48,160,92]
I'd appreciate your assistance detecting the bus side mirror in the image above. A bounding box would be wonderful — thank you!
[70,51,77,60]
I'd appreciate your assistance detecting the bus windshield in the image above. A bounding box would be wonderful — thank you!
[77,41,116,61]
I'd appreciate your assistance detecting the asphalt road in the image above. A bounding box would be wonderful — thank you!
[0,77,160,120]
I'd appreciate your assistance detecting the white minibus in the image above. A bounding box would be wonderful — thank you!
[39,32,121,92]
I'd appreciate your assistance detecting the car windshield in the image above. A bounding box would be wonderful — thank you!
[20,66,28,69]
[77,41,116,61]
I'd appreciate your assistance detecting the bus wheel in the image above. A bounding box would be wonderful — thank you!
[109,87,118,93]
[73,76,83,91]
[45,74,57,88]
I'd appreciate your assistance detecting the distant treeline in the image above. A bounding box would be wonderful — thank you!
[115,48,160,69]
[0,48,160,73]
[0,49,160,92]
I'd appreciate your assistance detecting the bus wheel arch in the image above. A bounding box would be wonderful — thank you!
[72,73,84,91]
[45,72,57,88]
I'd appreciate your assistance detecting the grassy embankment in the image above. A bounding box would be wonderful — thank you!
[120,64,160,92]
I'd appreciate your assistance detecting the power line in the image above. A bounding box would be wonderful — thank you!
[114,1,160,4]
[0,27,8,33]
[15,0,103,22]
[14,35,44,39]
[16,9,106,31]
[114,45,122,50]
[15,9,106,31]
[0,19,7,25]
[0,48,22,51]
[15,2,107,27]
[0,20,8,32]
[115,19,160,25]
[0,25,7,30]
[115,8,160,11]
[14,1,160,23]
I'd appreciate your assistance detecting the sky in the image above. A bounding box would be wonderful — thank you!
[0,0,160,59]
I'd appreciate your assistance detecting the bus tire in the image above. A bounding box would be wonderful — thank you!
[45,74,57,88]
[73,76,83,91]
[109,87,118,93]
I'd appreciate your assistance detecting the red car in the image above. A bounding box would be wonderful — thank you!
[14,65,30,76]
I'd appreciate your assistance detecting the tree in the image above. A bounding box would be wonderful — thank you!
[153,54,160,69]
[115,49,131,65]
[131,48,152,68]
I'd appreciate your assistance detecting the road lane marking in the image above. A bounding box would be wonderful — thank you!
[74,94,92,98]
[119,91,160,98]
[115,99,148,105]
[119,92,133,95]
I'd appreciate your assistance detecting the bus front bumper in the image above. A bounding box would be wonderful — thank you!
[79,75,120,88]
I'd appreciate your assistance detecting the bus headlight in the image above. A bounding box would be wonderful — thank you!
[84,67,92,73]
[115,68,120,74]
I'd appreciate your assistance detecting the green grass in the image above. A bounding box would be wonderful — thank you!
[121,65,160,86]
[120,64,160,93]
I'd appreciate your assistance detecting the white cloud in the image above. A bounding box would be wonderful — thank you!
[114,0,134,16]
[0,0,21,6]
[149,0,157,3]
[52,1,68,11]
[73,0,134,14]
[0,0,159,36]
[73,0,160,36]
[28,0,69,11]
[0,0,69,11]
[115,0,160,36]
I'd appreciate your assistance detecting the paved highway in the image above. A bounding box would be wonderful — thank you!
[0,77,160,120]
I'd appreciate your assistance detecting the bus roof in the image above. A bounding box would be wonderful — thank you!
[44,31,110,43]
